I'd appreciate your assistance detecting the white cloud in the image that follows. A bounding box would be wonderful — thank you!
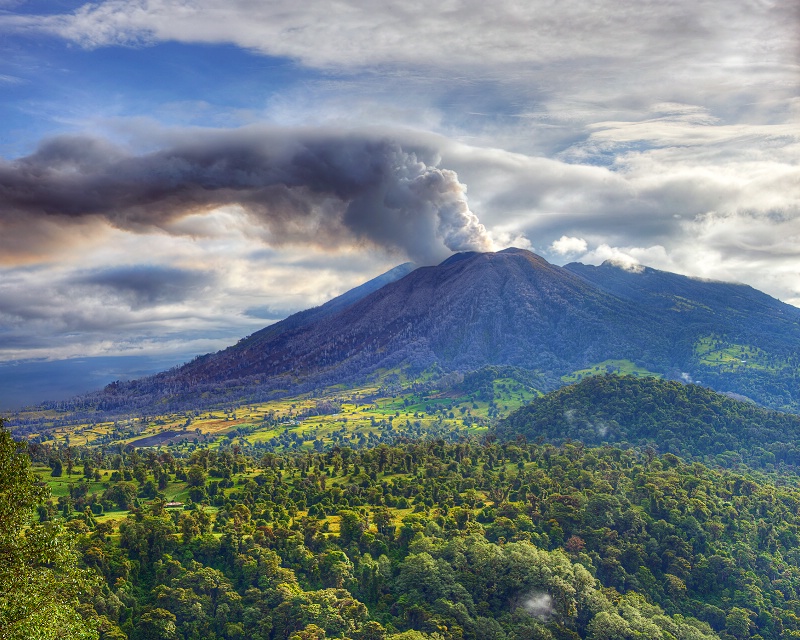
[1,0,799,364]
[0,221,401,363]
[550,236,588,255]
[5,0,797,133]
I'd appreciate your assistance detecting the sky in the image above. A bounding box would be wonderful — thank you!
[0,0,799,405]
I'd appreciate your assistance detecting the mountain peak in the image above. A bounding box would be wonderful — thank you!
[45,246,800,416]
[598,258,647,273]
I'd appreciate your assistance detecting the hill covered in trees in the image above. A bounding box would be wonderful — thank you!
[495,375,800,470]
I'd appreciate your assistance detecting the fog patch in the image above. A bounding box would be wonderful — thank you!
[594,420,608,437]
[523,592,554,621]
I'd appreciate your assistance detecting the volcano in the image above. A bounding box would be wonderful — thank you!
[72,248,800,413]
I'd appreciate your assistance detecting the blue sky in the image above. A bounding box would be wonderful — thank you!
[0,0,798,407]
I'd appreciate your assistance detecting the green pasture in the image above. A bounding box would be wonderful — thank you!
[562,359,661,384]
[694,335,777,372]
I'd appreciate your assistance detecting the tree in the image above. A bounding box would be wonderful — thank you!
[187,465,207,488]
[135,608,178,640]
[0,421,97,639]
[726,607,754,640]
[338,510,366,546]
[102,481,138,510]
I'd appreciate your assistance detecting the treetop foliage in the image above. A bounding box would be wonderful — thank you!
[0,420,97,640]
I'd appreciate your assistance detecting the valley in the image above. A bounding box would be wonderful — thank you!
[14,365,544,450]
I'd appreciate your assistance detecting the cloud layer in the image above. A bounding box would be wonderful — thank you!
[6,0,797,135]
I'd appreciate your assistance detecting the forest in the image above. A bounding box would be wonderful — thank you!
[6,378,800,640]
[496,375,800,471]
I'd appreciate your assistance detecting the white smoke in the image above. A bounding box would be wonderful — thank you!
[523,592,554,620]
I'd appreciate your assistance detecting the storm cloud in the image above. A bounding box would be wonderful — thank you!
[0,0,798,387]
[0,129,492,264]
[76,265,215,308]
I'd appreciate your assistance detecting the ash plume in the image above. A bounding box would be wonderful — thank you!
[0,128,492,263]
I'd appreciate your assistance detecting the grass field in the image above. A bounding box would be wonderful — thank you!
[561,359,661,384]
[23,369,538,451]
[694,335,778,372]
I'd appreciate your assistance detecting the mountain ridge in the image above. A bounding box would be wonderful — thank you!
[31,248,800,415]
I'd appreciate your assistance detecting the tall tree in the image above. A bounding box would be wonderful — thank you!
[0,421,97,640]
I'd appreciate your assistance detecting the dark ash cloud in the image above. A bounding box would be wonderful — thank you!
[0,128,492,264]
[76,265,215,308]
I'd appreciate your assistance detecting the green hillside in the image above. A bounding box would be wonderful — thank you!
[495,374,800,470]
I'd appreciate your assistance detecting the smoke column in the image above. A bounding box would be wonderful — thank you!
[0,128,493,263]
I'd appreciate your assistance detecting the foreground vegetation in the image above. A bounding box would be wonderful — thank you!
[7,400,800,639]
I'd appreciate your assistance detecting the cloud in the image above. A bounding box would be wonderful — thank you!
[5,0,797,132]
[550,236,587,255]
[9,1,796,78]
[76,264,215,308]
[0,228,409,363]
[0,127,492,264]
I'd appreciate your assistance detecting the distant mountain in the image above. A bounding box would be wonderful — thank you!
[565,260,797,350]
[241,261,416,345]
[495,374,800,469]
[44,249,800,414]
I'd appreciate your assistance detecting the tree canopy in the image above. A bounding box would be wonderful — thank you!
[0,420,97,640]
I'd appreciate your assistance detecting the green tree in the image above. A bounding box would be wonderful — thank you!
[338,510,366,546]
[187,465,207,488]
[726,607,754,639]
[135,608,178,640]
[0,422,97,640]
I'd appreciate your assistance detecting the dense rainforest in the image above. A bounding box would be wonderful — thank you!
[496,375,800,471]
[9,403,800,640]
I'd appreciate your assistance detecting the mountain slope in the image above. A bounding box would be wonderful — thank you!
[564,260,798,346]
[150,248,658,389]
[51,249,800,414]
[565,260,800,408]
[495,374,800,468]
[240,261,416,345]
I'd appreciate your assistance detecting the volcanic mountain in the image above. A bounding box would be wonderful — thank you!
[75,248,800,413]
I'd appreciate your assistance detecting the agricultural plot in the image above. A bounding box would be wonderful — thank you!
[24,368,540,452]
[561,359,660,384]
[694,334,782,372]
